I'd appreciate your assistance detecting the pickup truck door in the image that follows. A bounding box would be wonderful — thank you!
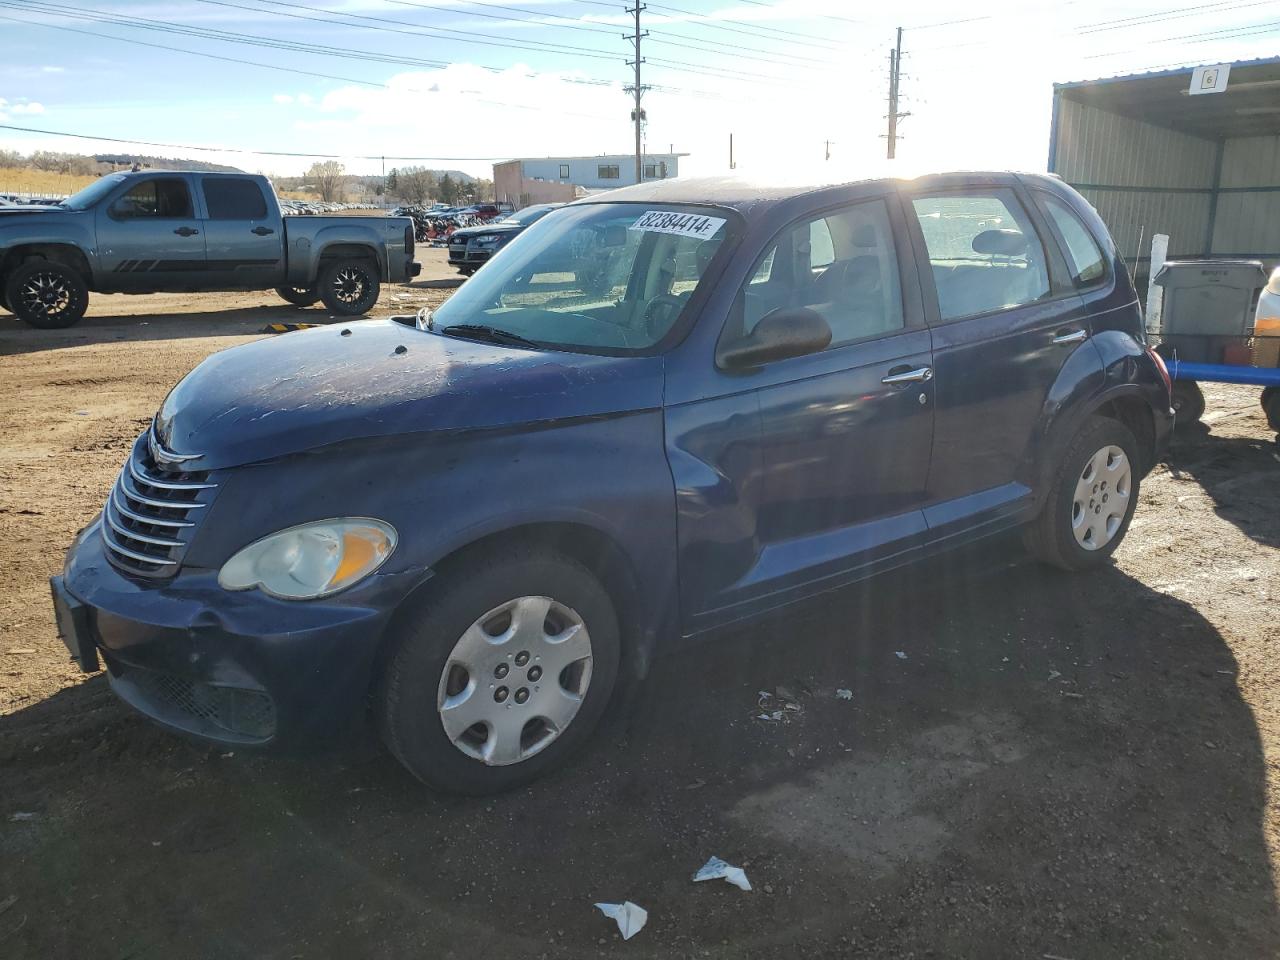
[94,175,206,291]
[196,175,284,289]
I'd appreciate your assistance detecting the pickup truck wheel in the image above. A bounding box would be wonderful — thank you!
[1263,390,1280,434]
[5,260,89,329]
[378,546,620,795]
[1024,415,1141,571]
[275,285,320,307]
[318,259,380,316]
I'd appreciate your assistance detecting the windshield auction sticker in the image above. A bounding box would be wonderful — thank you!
[629,210,726,240]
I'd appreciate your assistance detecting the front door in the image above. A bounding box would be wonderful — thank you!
[747,196,935,601]
[906,181,1090,534]
[197,175,283,289]
[669,195,935,629]
[94,175,205,290]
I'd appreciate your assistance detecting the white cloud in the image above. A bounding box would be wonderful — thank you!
[40,66,64,74]
[11,101,45,115]
[273,94,294,105]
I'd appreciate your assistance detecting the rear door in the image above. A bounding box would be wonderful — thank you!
[197,175,284,289]
[905,178,1090,535]
[94,175,205,290]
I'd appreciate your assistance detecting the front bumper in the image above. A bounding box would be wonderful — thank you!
[57,519,408,750]
[447,245,496,267]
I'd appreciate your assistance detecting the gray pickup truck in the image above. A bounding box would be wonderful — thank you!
[0,171,419,328]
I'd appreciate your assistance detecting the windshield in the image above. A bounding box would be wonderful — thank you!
[60,174,128,210]
[430,202,736,353]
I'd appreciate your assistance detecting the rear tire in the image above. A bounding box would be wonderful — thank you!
[1171,380,1205,428]
[4,259,89,329]
[318,258,380,316]
[378,546,620,795]
[275,285,320,307]
[1024,415,1142,571]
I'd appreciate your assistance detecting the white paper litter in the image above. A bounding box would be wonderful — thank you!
[894,651,908,660]
[693,856,752,892]
[593,901,648,940]
[835,688,853,700]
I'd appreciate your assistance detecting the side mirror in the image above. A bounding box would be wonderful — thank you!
[719,306,832,369]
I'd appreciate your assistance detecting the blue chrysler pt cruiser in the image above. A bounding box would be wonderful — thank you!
[52,172,1173,793]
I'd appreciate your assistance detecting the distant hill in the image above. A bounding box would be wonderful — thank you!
[94,154,243,173]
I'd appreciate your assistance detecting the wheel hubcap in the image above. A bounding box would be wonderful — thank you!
[1071,444,1131,551]
[332,268,367,305]
[19,272,72,317]
[436,596,592,766]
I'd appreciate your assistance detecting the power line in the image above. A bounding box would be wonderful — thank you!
[575,0,845,51]
[0,121,516,160]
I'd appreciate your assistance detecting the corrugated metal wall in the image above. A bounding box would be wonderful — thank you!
[1052,98,1217,260]
[1213,135,1280,256]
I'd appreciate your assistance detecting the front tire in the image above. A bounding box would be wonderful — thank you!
[1024,415,1141,571]
[318,258,380,316]
[378,546,620,794]
[275,285,320,307]
[5,259,89,329]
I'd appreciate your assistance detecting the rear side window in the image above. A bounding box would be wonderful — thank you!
[739,199,904,349]
[1042,195,1106,285]
[203,178,268,220]
[912,190,1050,320]
[110,178,193,219]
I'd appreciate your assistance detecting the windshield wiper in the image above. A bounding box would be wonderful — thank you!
[438,324,540,349]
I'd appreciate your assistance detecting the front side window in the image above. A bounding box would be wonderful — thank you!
[734,199,904,350]
[912,190,1050,320]
[109,178,193,219]
[598,165,620,180]
[429,203,736,353]
[1041,194,1106,285]
[203,178,268,220]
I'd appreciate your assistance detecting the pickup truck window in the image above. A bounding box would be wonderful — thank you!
[109,178,193,220]
[203,178,268,220]
[61,174,127,211]
[429,203,737,353]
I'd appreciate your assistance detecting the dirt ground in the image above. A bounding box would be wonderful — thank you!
[2,266,1279,958]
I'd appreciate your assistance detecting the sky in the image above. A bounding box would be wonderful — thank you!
[0,0,1277,182]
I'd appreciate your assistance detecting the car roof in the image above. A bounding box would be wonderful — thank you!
[569,169,1060,216]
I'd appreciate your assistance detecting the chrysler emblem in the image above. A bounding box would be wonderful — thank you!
[148,427,200,468]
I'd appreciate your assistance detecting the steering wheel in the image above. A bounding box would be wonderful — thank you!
[642,294,687,340]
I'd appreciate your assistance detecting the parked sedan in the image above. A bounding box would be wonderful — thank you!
[51,172,1171,794]
[448,203,562,275]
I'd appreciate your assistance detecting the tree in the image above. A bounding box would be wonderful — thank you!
[307,160,346,202]
[0,149,22,169]
[385,168,398,194]
[396,166,436,205]
[438,173,458,205]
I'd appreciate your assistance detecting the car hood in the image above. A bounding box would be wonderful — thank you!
[450,223,522,240]
[153,318,664,470]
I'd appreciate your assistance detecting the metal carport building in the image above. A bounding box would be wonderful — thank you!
[1048,57,1280,286]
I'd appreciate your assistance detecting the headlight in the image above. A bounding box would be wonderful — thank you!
[218,518,397,600]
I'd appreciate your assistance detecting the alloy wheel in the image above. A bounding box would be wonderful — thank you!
[331,267,368,305]
[19,270,74,319]
[1070,444,1132,550]
[436,596,593,766]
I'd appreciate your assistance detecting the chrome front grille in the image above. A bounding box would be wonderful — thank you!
[101,434,218,578]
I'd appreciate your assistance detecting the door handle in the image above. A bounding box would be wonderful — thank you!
[173,227,199,237]
[1053,328,1088,345]
[252,226,275,236]
[881,365,933,385]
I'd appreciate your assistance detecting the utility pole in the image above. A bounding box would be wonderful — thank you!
[885,26,910,160]
[825,139,830,161]
[729,132,735,170]
[624,4,649,185]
